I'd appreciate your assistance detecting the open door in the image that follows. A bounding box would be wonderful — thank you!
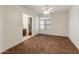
[22,13,32,40]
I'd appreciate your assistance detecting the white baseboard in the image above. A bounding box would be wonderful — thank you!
[0,40,22,54]
[39,33,68,37]
[68,36,79,50]
[22,33,39,42]
[0,33,39,54]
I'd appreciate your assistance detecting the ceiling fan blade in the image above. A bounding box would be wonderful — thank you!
[48,8,53,11]
[50,10,54,12]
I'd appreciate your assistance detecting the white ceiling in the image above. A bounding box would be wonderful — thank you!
[23,5,72,15]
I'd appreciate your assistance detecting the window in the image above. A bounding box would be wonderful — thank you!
[40,19,51,30]
[45,20,51,29]
[40,20,45,30]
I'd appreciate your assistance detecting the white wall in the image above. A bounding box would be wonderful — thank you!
[0,6,39,53]
[69,6,79,49]
[40,11,68,36]
[0,6,4,53]
[32,15,40,35]
[2,6,23,53]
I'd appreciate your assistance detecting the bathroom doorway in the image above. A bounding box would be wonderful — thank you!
[22,13,32,40]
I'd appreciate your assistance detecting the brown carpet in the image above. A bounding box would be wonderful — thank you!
[2,34,79,54]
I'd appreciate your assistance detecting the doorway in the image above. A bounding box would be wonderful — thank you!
[22,13,32,40]
[28,17,32,35]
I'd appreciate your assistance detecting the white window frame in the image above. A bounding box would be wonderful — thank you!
[40,19,51,30]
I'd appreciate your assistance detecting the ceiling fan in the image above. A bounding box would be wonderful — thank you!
[41,6,54,15]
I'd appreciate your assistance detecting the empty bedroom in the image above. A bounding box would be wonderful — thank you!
[0,5,79,54]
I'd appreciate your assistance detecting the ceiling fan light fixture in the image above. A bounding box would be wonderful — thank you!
[43,11,50,15]
[42,7,54,15]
